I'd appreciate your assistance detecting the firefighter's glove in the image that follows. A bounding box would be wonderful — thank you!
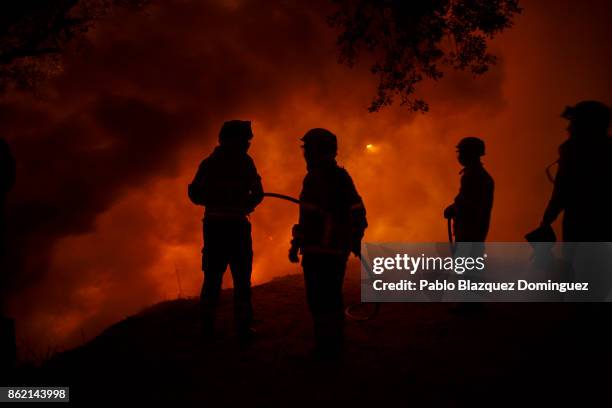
[288,246,300,264]
[351,240,362,259]
[444,204,456,220]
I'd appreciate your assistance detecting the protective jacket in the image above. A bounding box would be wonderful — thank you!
[543,136,612,241]
[453,163,494,242]
[292,161,367,256]
[188,146,263,217]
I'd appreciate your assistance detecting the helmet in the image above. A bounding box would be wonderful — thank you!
[457,137,485,156]
[562,100,611,131]
[301,128,338,155]
[218,120,253,145]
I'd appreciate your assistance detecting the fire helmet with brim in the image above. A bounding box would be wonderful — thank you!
[561,100,611,130]
[219,120,253,145]
[457,137,485,156]
[301,128,338,155]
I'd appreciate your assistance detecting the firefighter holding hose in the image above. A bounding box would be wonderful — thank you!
[289,128,367,359]
[188,120,264,343]
[444,137,494,246]
[539,101,612,242]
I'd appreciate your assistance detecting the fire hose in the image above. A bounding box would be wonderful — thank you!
[545,160,558,183]
[262,192,380,321]
[263,192,300,205]
[447,217,456,255]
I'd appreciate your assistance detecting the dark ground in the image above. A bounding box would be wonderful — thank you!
[11,259,612,406]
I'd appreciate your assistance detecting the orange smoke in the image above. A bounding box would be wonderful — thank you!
[1,0,610,355]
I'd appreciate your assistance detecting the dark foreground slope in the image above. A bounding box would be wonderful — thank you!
[19,259,612,406]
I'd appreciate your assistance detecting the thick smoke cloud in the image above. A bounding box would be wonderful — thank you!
[0,0,609,353]
[0,0,367,351]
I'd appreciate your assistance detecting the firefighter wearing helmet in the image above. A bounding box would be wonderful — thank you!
[540,101,612,241]
[444,137,495,242]
[289,128,367,358]
[188,120,264,343]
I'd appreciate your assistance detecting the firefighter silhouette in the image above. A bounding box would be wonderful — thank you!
[540,101,612,241]
[289,128,367,358]
[188,120,264,342]
[444,137,494,243]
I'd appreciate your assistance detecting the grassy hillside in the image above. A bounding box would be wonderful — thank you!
[16,259,610,405]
